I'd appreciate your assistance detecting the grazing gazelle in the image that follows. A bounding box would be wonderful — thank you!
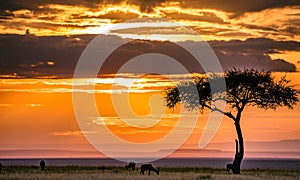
[226,163,234,173]
[125,161,136,170]
[140,164,159,175]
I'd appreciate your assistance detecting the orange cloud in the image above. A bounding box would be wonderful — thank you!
[0,1,298,41]
[49,131,83,136]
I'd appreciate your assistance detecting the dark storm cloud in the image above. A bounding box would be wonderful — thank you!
[0,0,101,22]
[0,10,14,19]
[0,0,163,26]
[209,38,300,53]
[0,0,163,13]
[163,12,226,24]
[283,25,300,36]
[178,0,300,17]
[0,34,96,78]
[73,10,139,22]
[0,0,298,39]
[0,0,99,11]
[207,38,299,72]
[215,53,296,72]
[127,0,166,12]
[2,0,298,15]
[0,21,100,33]
[0,34,298,78]
[238,23,278,32]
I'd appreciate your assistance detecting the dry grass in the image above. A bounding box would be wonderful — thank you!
[0,166,299,180]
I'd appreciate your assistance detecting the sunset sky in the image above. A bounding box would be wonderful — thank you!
[0,1,299,159]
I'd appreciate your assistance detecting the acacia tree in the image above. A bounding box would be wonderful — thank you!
[164,68,298,174]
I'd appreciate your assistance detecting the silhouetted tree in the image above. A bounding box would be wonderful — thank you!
[0,162,2,173]
[164,68,298,174]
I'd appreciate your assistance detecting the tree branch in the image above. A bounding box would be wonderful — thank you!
[204,103,236,120]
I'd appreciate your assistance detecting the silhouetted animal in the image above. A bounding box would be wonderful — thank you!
[140,164,159,175]
[0,162,2,173]
[226,163,233,173]
[125,162,136,170]
[40,160,46,171]
[98,166,111,172]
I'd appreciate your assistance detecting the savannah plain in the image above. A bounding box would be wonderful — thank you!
[0,165,299,180]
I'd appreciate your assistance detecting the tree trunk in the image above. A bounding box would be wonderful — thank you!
[232,121,244,174]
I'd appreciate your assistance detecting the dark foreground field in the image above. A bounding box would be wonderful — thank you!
[0,166,299,180]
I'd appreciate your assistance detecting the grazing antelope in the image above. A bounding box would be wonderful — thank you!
[40,160,46,171]
[140,164,159,175]
[226,163,234,173]
[125,161,136,170]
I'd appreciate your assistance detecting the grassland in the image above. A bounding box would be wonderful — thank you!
[0,165,299,180]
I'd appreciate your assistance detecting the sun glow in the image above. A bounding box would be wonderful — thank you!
[0,72,300,158]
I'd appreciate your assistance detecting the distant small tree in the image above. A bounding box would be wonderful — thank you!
[164,68,298,174]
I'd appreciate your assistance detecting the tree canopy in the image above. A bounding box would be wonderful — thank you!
[164,68,298,122]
